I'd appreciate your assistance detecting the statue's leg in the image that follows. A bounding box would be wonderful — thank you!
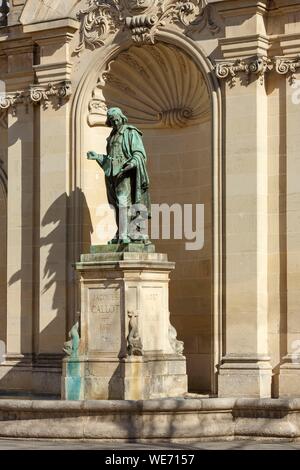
[116,176,132,243]
[105,176,119,243]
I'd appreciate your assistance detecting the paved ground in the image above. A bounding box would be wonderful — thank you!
[0,439,299,450]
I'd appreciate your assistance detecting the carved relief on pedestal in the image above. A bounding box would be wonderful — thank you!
[169,322,184,355]
[127,310,143,356]
[87,43,210,129]
[75,0,220,53]
[274,55,300,84]
[63,322,80,358]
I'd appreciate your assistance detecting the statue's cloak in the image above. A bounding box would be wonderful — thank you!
[105,124,151,217]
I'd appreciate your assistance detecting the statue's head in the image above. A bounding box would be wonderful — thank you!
[106,107,128,129]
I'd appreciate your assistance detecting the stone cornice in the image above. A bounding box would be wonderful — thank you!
[219,34,270,59]
[217,0,269,18]
[0,80,72,114]
[268,0,300,16]
[215,55,300,86]
[22,18,79,36]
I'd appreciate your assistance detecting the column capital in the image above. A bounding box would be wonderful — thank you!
[215,54,272,86]
[214,54,300,86]
[0,80,72,115]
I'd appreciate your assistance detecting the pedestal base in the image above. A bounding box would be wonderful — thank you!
[62,354,187,400]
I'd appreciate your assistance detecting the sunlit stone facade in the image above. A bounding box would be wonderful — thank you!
[0,0,300,399]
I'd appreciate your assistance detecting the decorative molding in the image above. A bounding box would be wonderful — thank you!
[127,310,143,356]
[215,56,273,86]
[215,55,300,86]
[75,0,220,53]
[63,322,80,358]
[88,43,210,128]
[0,81,72,115]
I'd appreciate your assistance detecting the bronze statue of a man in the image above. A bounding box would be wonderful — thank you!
[87,107,151,244]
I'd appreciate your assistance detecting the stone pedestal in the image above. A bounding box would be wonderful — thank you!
[62,244,187,400]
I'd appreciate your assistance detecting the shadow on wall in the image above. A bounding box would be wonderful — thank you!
[0,159,7,347]
[2,188,92,396]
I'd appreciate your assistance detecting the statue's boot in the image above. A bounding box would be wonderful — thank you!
[119,236,131,244]
[108,231,119,244]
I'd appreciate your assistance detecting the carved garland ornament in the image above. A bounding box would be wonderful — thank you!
[75,0,220,53]
[0,81,72,115]
[215,56,300,86]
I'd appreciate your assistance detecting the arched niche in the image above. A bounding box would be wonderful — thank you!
[0,160,7,346]
[73,36,222,394]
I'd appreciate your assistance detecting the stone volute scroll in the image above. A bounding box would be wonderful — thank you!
[215,55,300,87]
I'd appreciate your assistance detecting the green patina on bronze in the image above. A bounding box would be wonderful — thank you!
[90,243,155,254]
[87,107,151,244]
[63,322,81,400]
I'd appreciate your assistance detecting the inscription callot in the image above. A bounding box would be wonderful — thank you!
[88,287,121,353]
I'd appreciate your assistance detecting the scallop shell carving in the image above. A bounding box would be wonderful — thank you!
[88,43,210,129]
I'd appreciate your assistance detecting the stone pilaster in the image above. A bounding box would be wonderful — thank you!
[216,4,272,397]
[278,52,300,395]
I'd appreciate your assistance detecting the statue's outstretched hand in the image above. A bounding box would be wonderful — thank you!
[87,151,98,160]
